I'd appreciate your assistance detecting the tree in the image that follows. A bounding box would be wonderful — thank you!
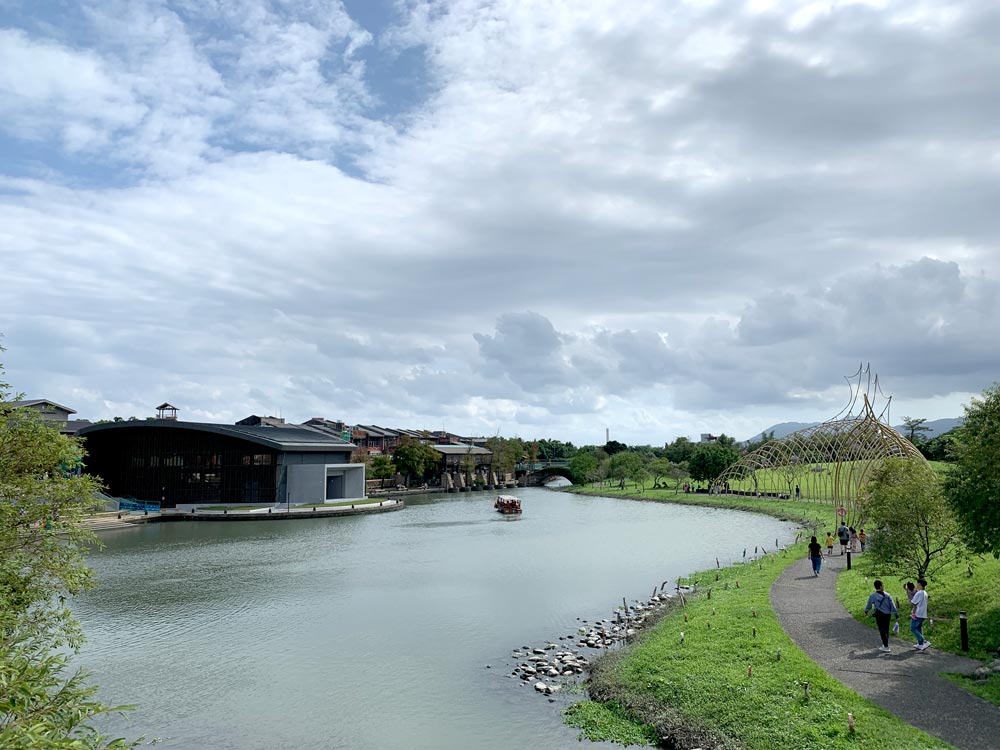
[391,439,439,486]
[918,428,958,462]
[900,416,931,444]
[688,443,740,482]
[632,467,651,493]
[663,436,694,464]
[648,458,674,488]
[603,440,628,456]
[860,458,962,579]
[667,462,690,489]
[370,455,394,487]
[608,451,643,490]
[0,350,136,749]
[944,384,1000,556]
[568,453,598,485]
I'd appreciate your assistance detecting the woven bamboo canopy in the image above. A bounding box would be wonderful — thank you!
[717,367,926,524]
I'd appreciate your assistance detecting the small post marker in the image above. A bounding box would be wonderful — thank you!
[803,681,810,701]
[715,573,720,581]
[752,608,757,617]
[707,588,712,600]
[706,621,711,629]
[684,613,689,622]
[848,713,855,734]
[736,579,740,588]
[680,632,685,644]
[747,665,753,677]
[711,607,716,616]
[777,648,781,661]
[752,627,757,638]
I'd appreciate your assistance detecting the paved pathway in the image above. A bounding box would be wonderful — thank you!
[771,552,1000,750]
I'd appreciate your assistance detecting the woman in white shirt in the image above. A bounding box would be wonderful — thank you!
[910,578,930,651]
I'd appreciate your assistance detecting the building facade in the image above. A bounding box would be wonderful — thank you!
[78,421,365,508]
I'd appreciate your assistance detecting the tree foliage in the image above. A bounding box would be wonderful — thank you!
[663,436,695,465]
[688,443,740,482]
[603,440,628,456]
[0,352,136,749]
[369,455,394,484]
[944,383,1000,556]
[390,438,439,484]
[916,427,957,462]
[607,451,643,489]
[568,453,598,485]
[900,416,930,444]
[860,457,962,579]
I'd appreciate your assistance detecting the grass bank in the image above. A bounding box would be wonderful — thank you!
[562,484,951,749]
[836,552,1000,706]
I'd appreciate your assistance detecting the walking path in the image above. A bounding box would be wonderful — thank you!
[771,552,1000,750]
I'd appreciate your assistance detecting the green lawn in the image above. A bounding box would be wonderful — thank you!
[562,484,952,749]
[836,551,1000,706]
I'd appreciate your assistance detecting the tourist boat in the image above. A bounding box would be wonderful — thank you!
[494,494,522,514]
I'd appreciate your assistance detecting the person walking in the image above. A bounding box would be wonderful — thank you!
[849,527,859,552]
[858,528,867,552]
[825,531,835,557]
[807,536,823,577]
[864,579,899,652]
[837,523,850,555]
[910,578,930,651]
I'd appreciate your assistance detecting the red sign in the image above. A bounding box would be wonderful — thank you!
[837,506,847,517]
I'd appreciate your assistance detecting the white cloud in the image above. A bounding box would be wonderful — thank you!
[3,0,1000,444]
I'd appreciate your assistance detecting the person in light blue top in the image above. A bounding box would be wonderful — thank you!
[864,579,899,652]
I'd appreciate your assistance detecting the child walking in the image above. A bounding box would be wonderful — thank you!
[825,532,835,556]
[910,578,930,650]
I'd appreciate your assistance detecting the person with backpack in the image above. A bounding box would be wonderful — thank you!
[837,523,850,554]
[863,579,899,652]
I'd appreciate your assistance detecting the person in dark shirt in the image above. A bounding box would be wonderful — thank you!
[807,536,823,576]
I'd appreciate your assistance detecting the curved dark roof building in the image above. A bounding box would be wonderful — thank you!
[78,420,364,508]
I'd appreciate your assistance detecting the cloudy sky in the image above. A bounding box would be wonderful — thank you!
[2,0,999,445]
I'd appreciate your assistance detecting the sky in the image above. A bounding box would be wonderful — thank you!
[2,0,999,446]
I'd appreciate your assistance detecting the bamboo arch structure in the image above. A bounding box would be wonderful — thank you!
[717,365,927,526]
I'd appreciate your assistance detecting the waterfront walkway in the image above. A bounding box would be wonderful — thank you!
[771,552,1000,750]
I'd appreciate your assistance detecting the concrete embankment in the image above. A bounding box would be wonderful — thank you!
[164,499,405,522]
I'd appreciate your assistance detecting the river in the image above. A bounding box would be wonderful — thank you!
[73,487,797,749]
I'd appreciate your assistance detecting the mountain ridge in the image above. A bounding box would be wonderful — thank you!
[742,417,963,444]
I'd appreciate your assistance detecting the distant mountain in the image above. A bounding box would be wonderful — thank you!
[744,417,963,445]
[742,422,818,443]
[892,418,964,440]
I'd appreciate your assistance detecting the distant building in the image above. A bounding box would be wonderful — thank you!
[78,420,364,508]
[236,415,287,427]
[431,444,493,474]
[11,398,92,435]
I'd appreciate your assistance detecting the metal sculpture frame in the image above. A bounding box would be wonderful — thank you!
[717,365,927,525]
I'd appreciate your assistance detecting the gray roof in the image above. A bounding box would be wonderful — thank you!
[431,444,492,455]
[77,420,356,452]
[10,399,76,414]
